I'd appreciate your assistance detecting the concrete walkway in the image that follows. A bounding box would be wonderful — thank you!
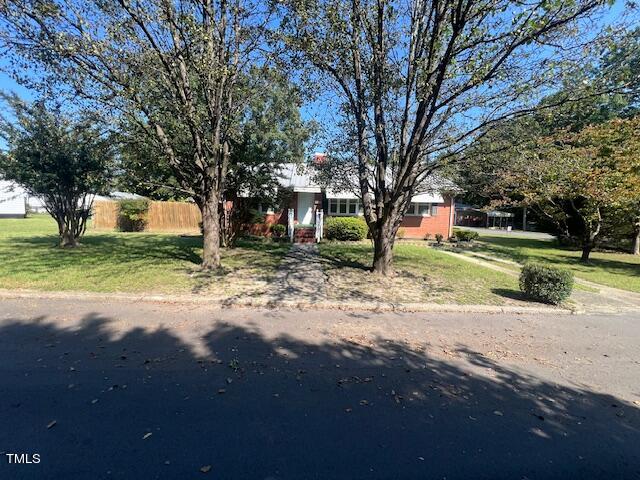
[269,244,328,303]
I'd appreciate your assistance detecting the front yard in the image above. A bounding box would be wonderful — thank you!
[0,215,576,307]
[0,215,288,296]
[318,242,525,305]
[462,234,640,293]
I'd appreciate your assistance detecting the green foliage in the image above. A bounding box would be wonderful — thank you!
[271,224,286,237]
[454,230,480,242]
[519,263,574,304]
[0,95,113,246]
[325,217,368,241]
[117,199,150,232]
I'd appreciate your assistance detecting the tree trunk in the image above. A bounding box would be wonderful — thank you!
[633,227,640,256]
[371,220,399,275]
[580,244,592,263]
[201,195,221,270]
[60,227,77,248]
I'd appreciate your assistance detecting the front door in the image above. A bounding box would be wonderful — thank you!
[297,192,314,225]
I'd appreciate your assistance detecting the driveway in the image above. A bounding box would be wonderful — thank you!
[0,298,638,479]
[456,226,555,240]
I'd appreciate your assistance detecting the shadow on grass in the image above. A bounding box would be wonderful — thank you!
[3,234,290,295]
[475,236,640,279]
[491,288,531,302]
[0,311,638,478]
[187,238,291,295]
[317,242,372,271]
[8,233,203,268]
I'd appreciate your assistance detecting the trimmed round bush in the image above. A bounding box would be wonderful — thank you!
[271,224,286,237]
[454,229,479,242]
[519,263,573,305]
[325,216,368,241]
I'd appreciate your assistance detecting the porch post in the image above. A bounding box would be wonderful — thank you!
[288,208,294,242]
[315,209,324,242]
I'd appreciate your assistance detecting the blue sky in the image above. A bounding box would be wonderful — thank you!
[0,0,631,142]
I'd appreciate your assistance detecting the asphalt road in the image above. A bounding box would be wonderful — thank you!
[0,298,638,479]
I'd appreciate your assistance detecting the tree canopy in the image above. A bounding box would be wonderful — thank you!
[0,0,276,268]
[0,94,113,246]
[280,0,616,274]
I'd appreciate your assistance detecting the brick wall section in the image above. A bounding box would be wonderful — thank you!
[399,195,453,239]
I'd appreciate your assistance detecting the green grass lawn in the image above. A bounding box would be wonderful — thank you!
[0,214,289,294]
[467,235,640,293]
[318,242,524,305]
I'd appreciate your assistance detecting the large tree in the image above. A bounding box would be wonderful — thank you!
[495,117,640,261]
[0,95,113,247]
[117,68,311,245]
[454,27,640,253]
[0,0,273,269]
[282,0,615,274]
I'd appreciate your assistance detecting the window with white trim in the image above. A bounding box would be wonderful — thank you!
[406,202,436,216]
[328,198,362,216]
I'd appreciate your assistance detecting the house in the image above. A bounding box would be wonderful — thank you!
[0,181,27,218]
[455,204,515,229]
[253,162,456,241]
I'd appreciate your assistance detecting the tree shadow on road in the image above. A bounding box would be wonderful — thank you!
[0,313,638,479]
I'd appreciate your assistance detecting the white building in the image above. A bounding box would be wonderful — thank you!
[0,180,27,218]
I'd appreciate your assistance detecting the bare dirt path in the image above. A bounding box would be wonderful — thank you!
[0,297,638,479]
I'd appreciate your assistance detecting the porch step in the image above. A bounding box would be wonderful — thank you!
[293,227,316,243]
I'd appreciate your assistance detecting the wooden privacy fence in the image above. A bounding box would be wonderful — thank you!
[92,200,202,232]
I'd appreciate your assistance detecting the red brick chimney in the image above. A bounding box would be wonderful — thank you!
[313,152,327,165]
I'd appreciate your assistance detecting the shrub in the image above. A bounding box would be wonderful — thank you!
[435,233,444,244]
[397,228,406,239]
[325,216,368,241]
[519,263,574,305]
[454,230,480,242]
[117,199,150,232]
[424,233,432,241]
[271,224,286,237]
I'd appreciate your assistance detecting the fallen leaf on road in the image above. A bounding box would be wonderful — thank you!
[493,410,503,416]
[200,465,211,473]
[46,420,57,429]
[143,432,152,440]
[217,389,226,394]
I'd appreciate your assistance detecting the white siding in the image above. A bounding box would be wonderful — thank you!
[0,181,27,216]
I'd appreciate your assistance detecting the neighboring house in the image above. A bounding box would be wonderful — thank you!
[455,204,515,229]
[94,191,146,202]
[0,180,27,218]
[254,163,456,240]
